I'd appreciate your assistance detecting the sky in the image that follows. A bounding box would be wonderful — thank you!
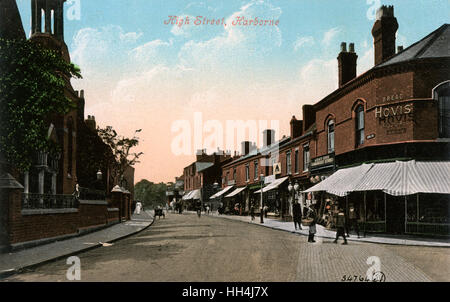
[16,0,450,184]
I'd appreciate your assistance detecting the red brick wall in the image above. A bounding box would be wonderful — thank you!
[7,189,121,245]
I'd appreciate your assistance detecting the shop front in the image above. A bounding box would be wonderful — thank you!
[224,186,247,215]
[304,160,450,237]
[254,176,290,220]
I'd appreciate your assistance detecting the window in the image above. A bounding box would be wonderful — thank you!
[286,151,291,175]
[303,144,310,172]
[294,149,299,173]
[67,118,73,177]
[327,120,335,154]
[254,161,259,180]
[434,81,450,138]
[233,168,237,181]
[355,104,365,146]
[245,164,250,181]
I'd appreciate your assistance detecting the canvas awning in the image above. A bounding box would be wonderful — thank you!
[303,160,450,197]
[225,187,246,198]
[254,176,289,194]
[182,189,201,200]
[209,186,234,199]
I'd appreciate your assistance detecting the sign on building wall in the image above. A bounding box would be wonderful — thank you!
[375,103,415,135]
[273,163,281,175]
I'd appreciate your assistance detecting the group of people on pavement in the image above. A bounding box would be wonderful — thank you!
[292,201,360,244]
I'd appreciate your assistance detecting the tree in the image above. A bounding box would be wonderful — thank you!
[0,38,81,172]
[97,126,143,186]
[134,179,167,209]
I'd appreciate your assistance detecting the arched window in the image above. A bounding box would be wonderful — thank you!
[355,104,365,146]
[434,81,450,138]
[327,119,335,154]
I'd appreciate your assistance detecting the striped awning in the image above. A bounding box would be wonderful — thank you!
[225,187,246,198]
[303,160,450,197]
[209,186,234,199]
[254,176,289,194]
[182,189,201,200]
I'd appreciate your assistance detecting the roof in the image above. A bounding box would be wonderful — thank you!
[0,0,26,40]
[377,24,450,68]
[195,162,214,172]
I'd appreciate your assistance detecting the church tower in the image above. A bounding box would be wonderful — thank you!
[31,0,66,40]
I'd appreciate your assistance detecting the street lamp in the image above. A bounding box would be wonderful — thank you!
[260,174,265,224]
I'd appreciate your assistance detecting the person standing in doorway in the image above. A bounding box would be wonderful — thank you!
[334,208,348,244]
[293,201,302,230]
[348,203,360,238]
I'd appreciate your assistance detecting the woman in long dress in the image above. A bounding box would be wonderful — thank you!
[135,201,142,214]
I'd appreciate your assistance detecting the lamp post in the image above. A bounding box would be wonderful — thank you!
[260,174,265,224]
[213,181,219,212]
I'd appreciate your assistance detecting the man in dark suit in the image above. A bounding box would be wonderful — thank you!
[293,201,302,230]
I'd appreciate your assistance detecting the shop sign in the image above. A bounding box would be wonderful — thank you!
[227,179,236,186]
[273,163,281,175]
[310,154,335,168]
[264,175,275,184]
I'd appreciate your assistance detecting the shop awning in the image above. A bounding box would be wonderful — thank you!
[209,186,234,199]
[303,160,450,197]
[254,176,289,194]
[225,187,246,198]
[182,189,201,200]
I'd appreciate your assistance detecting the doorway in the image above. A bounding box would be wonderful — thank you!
[385,195,405,234]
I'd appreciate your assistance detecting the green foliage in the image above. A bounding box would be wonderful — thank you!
[97,126,143,185]
[0,38,82,171]
[134,179,167,209]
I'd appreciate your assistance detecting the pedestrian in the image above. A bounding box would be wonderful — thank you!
[263,205,268,218]
[334,208,348,245]
[347,203,360,238]
[307,205,317,243]
[206,204,210,215]
[134,201,142,215]
[293,201,302,230]
[250,204,255,221]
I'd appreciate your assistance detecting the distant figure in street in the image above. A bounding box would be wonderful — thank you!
[250,204,255,221]
[293,201,303,230]
[263,205,269,218]
[334,209,348,245]
[347,203,360,238]
[196,200,202,218]
[73,181,80,199]
[135,201,142,215]
[307,205,317,243]
[206,204,210,215]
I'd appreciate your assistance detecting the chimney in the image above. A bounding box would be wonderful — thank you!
[241,141,251,156]
[290,116,303,139]
[302,105,316,133]
[397,46,404,53]
[263,129,275,147]
[337,42,358,87]
[85,115,96,131]
[372,5,398,65]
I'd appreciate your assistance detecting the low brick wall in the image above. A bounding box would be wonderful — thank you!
[5,189,123,246]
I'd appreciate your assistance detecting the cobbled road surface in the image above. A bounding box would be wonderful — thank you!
[4,213,449,282]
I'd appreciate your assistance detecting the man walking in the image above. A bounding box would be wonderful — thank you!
[347,203,360,238]
[293,201,302,230]
[334,208,348,245]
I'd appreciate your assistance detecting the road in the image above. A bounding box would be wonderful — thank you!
[3,212,449,282]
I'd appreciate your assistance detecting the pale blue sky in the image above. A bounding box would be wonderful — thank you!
[14,0,450,182]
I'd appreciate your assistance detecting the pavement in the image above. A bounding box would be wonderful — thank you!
[0,210,154,279]
[192,211,450,247]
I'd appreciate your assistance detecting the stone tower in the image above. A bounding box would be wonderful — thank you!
[31,0,66,40]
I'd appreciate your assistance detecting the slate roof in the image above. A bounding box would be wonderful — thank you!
[195,162,214,172]
[376,24,450,68]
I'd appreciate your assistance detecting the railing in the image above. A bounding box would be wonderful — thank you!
[22,193,77,209]
[79,187,106,201]
[406,222,450,236]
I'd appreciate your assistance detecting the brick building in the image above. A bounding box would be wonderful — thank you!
[214,5,450,236]
[0,0,134,252]
[181,150,232,211]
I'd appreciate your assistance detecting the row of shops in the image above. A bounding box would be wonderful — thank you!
[179,160,450,237]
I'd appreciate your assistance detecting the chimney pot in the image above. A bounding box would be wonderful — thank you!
[349,43,355,53]
[397,45,403,53]
[340,42,347,52]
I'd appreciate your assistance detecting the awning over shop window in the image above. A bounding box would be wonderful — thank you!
[182,189,201,200]
[303,160,450,197]
[254,176,289,194]
[225,187,246,198]
[209,186,234,199]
